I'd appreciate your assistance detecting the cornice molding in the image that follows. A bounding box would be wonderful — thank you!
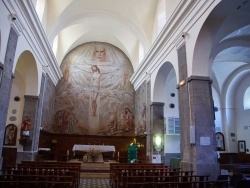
[130,0,218,90]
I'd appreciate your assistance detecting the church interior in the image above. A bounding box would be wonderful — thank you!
[1,0,250,187]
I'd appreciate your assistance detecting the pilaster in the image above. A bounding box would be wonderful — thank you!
[0,27,19,169]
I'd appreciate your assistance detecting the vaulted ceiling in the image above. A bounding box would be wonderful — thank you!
[33,0,250,93]
[35,0,171,70]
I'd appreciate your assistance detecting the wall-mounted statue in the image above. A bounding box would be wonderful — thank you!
[4,124,17,145]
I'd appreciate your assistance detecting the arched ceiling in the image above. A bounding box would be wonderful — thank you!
[35,0,250,95]
[202,0,250,94]
[40,0,159,69]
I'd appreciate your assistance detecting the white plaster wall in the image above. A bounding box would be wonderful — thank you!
[164,76,178,118]
[236,75,250,154]
[164,77,180,154]
[212,87,222,132]
[164,135,180,153]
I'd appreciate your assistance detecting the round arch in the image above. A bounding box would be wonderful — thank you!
[152,62,177,103]
[14,50,39,96]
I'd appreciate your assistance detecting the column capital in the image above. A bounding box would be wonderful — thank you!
[150,102,165,106]
[187,76,213,84]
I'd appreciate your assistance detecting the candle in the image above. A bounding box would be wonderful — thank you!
[67,150,69,156]
[118,151,119,157]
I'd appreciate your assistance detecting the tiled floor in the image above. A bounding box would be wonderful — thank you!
[80,178,111,188]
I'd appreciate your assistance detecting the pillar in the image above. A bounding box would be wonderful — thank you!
[17,95,39,161]
[178,76,219,180]
[0,27,19,169]
[150,102,164,163]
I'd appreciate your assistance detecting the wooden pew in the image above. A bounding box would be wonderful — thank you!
[0,173,75,188]
[1,161,80,188]
[111,163,194,188]
[110,163,165,187]
[124,175,209,188]
[19,161,81,186]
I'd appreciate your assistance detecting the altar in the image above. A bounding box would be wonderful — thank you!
[72,145,115,162]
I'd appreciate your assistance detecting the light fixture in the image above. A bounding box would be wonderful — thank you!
[153,134,163,150]
[179,80,186,86]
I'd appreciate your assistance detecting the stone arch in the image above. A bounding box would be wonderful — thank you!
[152,61,180,155]
[191,0,250,153]
[14,50,39,96]
[152,62,177,103]
[6,50,39,140]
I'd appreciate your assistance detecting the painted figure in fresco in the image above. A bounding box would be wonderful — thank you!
[122,107,134,131]
[92,46,107,62]
[54,106,78,133]
[74,63,118,117]
[91,65,101,116]
[106,110,119,132]
[67,111,78,133]
[136,104,146,134]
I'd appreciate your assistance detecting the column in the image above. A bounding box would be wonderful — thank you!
[17,95,39,161]
[150,102,164,162]
[178,75,219,180]
[0,27,19,169]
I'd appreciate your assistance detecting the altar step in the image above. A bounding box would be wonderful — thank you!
[81,172,109,179]
[81,168,110,173]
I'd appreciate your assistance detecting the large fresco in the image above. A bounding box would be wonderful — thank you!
[52,42,135,136]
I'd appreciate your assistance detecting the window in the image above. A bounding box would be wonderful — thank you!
[244,87,250,110]
[167,117,180,135]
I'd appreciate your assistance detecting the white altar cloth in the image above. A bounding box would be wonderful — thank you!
[38,148,50,151]
[72,145,115,152]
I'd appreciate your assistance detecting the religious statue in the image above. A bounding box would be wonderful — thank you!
[7,125,16,144]
[21,116,31,136]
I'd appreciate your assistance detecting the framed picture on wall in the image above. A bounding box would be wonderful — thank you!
[215,132,225,151]
[238,140,246,153]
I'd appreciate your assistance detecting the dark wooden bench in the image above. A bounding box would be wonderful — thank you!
[1,161,80,188]
[113,167,194,188]
[0,173,75,188]
[19,161,81,186]
[126,180,211,188]
[109,163,165,187]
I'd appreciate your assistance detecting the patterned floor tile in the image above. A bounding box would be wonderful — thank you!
[80,178,111,188]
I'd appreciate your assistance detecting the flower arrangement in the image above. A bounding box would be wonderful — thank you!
[88,148,101,162]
